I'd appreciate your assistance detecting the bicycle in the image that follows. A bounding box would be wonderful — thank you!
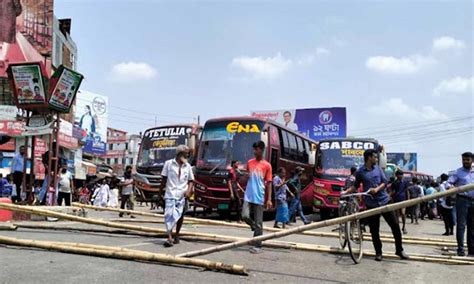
[338,192,371,264]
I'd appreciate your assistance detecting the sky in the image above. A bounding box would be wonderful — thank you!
[54,0,473,175]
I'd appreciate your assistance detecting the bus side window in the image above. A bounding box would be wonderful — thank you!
[279,129,290,159]
[303,140,311,164]
[296,136,305,163]
[287,132,298,161]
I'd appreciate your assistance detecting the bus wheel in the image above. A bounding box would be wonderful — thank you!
[320,209,331,220]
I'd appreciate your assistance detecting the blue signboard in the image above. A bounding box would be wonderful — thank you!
[251,107,347,141]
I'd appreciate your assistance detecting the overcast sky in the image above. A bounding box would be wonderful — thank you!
[55,0,473,175]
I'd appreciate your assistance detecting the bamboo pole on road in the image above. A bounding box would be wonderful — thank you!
[0,235,247,275]
[177,184,474,258]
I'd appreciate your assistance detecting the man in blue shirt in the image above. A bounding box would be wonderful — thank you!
[447,152,474,256]
[389,170,409,234]
[10,146,25,203]
[342,149,408,261]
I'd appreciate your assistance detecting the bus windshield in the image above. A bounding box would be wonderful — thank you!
[137,126,191,168]
[197,120,264,170]
[316,140,377,181]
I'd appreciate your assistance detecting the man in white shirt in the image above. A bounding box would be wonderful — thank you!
[58,166,74,206]
[119,166,135,218]
[159,145,194,247]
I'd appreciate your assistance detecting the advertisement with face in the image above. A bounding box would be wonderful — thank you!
[387,152,417,171]
[74,90,108,155]
[8,63,47,105]
[251,107,347,141]
[48,67,84,112]
[0,0,54,77]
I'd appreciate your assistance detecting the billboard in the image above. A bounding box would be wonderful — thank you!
[0,0,54,77]
[74,90,108,155]
[251,107,347,141]
[387,152,417,171]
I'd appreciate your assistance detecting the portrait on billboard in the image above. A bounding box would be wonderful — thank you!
[387,152,417,171]
[0,0,54,77]
[282,110,298,131]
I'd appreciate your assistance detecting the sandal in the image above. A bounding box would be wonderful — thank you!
[163,240,174,248]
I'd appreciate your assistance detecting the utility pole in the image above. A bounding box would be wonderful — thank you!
[197,115,200,125]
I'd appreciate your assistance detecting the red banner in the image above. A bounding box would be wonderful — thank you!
[0,139,15,151]
[0,120,25,136]
[58,133,78,149]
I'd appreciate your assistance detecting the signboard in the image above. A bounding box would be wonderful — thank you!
[74,90,108,155]
[34,138,47,180]
[0,0,54,77]
[58,133,78,149]
[7,63,48,107]
[251,107,347,141]
[0,106,18,120]
[0,120,25,137]
[48,66,84,113]
[0,139,15,151]
[387,152,417,171]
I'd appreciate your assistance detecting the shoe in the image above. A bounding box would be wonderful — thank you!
[375,254,383,261]
[396,251,410,260]
[304,221,311,225]
[249,247,263,254]
[273,224,281,229]
[442,232,449,236]
[458,251,466,257]
[402,228,408,235]
[163,240,174,248]
[449,232,454,236]
[119,213,123,218]
[173,237,180,244]
[130,215,136,219]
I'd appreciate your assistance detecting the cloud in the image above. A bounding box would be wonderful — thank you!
[296,47,330,65]
[365,55,434,75]
[432,36,466,52]
[433,76,474,96]
[110,62,158,82]
[368,98,448,120]
[231,53,292,79]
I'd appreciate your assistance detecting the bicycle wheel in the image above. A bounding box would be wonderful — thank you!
[346,218,364,264]
[338,207,348,249]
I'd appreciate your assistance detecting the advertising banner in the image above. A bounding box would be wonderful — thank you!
[8,63,47,106]
[34,138,47,179]
[0,105,18,120]
[0,120,25,136]
[387,152,417,171]
[74,90,108,155]
[48,66,84,113]
[0,0,54,77]
[251,107,347,141]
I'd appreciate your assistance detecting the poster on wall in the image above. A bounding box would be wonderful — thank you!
[74,90,108,155]
[0,0,54,77]
[7,63,47,107]
[387,152,417,171]
[251,107,347,141]
[48,66,84,112]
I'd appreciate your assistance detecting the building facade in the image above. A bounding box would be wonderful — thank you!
[103,127,141,176]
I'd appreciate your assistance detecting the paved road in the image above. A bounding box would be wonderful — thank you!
[0,206,472,283]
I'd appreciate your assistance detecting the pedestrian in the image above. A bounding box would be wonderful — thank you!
[93,178,111,207]
[79,185,90,204]
[288,167,310,225]
[242,141,273,254]
[447,152,474,257]
[273,167,293,229]
[389,170,409,234]
[424,182,438,220]
[407,177,422,224]
[57,166,74,206]
[438,173,454,236]
[342,149,409,261]
[159,145,194,247]
[228,160,244,222]
[0,174,8,197]
[119,166,135,218]
[10,146,25,203]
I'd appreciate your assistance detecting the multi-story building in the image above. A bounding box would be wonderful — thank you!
[103,127,141,176]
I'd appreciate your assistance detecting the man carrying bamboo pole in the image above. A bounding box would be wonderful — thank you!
[447,152,474,257]
[159,145,194,247]
[342,149,409,261]
[241,141,273,254]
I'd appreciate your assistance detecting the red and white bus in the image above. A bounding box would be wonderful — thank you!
[193,117,317,213]
[313,138,387,219]
[134,124,202,201]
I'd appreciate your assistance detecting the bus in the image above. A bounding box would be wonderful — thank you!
[193,117,317,214]
[402,171,434,185]
[313,138,387,219]
[134,124,202,201]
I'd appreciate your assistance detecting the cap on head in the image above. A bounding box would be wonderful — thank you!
[176,145,190,155]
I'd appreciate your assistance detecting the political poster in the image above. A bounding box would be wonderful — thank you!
[8,63,47,106]
[48,66,84,113]
[387,152,417,171]
[251,107,347,141]
[74,90,108,155]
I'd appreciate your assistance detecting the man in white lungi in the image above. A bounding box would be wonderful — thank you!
[159,145,194,247]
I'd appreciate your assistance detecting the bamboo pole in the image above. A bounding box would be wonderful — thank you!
[72,203,458,244]
[0,235,247,275]
[177,184,474,258]
[0,223,17,230]
[14,222,473,265]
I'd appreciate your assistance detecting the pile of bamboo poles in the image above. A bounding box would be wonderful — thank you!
[0,235,247,275]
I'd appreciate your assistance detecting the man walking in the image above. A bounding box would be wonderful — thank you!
[159,145,194,247]
[288,167,310,225]
[10,146,25,203]
[342,149,409,261]
[119,166,135,218]
[57,166,74,206]
[390,170,409,234]
[439,173,454,236]
[242,141,273,254]
[448,152,474,256]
